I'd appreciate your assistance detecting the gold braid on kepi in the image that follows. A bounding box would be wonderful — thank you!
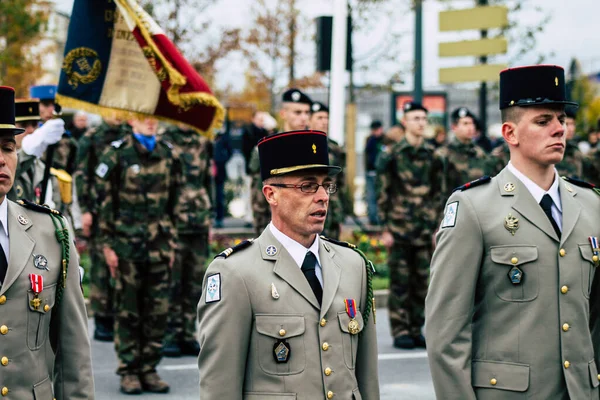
[320,235,377,328]
[17,199,70,303]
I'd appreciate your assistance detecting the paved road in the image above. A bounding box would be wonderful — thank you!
[90,309,435,399]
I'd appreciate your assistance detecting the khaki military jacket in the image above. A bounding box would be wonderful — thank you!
[0,200,94,399]
[197,228,379,400]
[426,168,600,399]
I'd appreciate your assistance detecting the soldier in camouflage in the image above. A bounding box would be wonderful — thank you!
[75,116,131,342]
[433,107,493,214]
[161,124,212,357]
[308,101,352,240]
[95,117,179,394]
[376,101,440,349]
[249,88,312,236]
[556,107,588,179]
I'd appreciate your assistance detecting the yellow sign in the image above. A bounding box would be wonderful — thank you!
[439,6,509,32]
[439,38,507,58]
[439,64,507,84]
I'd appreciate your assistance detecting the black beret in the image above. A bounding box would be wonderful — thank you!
[451,107,476,123]
[311,101,329,114]
[0,86,25,135]
[15,99,41,122]
[282,88,312,105]
[258,130,341,181]
[499,65,578,110]
[402,101,428,114]
[565,106,577,119]
[370,120,382,130]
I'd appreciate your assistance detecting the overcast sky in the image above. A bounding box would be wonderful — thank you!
[52,0,600,91]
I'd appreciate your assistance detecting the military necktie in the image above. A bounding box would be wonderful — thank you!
[0,243,7,287]
[301,251,322,305]
[540,194,561,238]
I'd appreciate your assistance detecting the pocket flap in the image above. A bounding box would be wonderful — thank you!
[28,284,56,314]
[472,360,530,392]
[338,311,364,334]
[33,375,53,399]
[255,315,305,339]
[589,360,600,388]
[490,246,538,266]
[244,393,296,399]
[579,244,597,263]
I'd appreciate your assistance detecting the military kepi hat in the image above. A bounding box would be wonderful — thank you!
[282,88,312,105]
[15,99,41,122]
[499,65,578,110]
[258,130,341,181]
[29,85,57,101]
[0,87,25,135]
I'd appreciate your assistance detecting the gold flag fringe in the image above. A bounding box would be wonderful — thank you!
[55,94,222,138]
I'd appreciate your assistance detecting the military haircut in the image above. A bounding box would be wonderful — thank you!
[501,107,525,123]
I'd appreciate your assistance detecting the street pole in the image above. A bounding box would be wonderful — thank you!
[478,0,488,135]
[414,0,423,103]
[329,0,347,145]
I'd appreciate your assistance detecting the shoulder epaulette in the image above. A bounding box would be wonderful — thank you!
[215,238,254,259]
[320,235,376,327]
[562,176,600,196]
[111,139,125,148]
[16,199,62,216]
[453,175,491,193]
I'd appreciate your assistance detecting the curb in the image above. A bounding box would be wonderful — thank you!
[374,289,389,309]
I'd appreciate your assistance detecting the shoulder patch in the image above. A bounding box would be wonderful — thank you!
[205,273,221,303]
[110,139,124,148]
[562,176,600,196]
[16,199,62,216]
[441,201,459,228]
[215,238,254,259]
[95,162,109,178]
[453,175,491,192]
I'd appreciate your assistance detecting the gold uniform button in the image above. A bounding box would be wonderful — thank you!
[490,378,497,386]
[279,329,286,337]
[562,323,570,332]
[597,374,600,381]
[44,304,50,312]
[320,318,327,327]
[0,296,5,305]
[559,249,566,257]
[322,342,329,351]
[561,286,568,294]
[327,391,334,399]
[1,357,7,366]
[1,387,7,396]
[564,361,570,369]
[324,367,332,376]
[0,326,7,335]
[511,257,518,265]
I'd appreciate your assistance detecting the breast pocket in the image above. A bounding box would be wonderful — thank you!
[255,314,306,376]
[579,244,597,299]
[490,246,538,302]
[27,284,56,351]
[338,311,364,369]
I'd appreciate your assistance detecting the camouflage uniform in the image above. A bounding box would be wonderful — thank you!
[249,147,270,236]
[556,139,588,179]
[376,138,440,340]
[490,141,510,176]
[95,133,180,376]
[323,138,351,240]
[74,122,130,323]
[161,127,211,348]
[9,151,61,207]
[432,139,493,215]
[583,147,600,186]
[50,135,79,174]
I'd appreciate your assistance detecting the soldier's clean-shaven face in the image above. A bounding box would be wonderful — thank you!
[403,110,428,137]
[0,134,17,201]
[38,101,55,121]
[565,117,576,140]
[129,117,158,136]
[281,103,310,131]
[511,106,566,167]
[268,172,331,243]
[452,116,476,143]
[309,112,329,133]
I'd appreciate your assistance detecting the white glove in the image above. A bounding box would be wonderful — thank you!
[21,119,65,158]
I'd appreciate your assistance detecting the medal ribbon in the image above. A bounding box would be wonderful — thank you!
[29,273,43,294]
[589,236,599,256]
[344,299,357,319]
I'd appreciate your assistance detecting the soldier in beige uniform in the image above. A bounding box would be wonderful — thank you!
[197,130,379,400]
[426,65,600,399]
[0,86,94,399]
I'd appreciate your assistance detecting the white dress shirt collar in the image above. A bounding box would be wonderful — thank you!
[269,223,322,269]
[507,162,562,212]
[0,198,7,237]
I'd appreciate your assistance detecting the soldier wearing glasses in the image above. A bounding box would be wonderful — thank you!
[197,130,379,399]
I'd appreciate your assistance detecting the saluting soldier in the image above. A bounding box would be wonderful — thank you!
[426,65,600,399]
[308,101,352,240]
[95,117,179,394]
[197,130,379,399]
[248,88,311,236]
[0,86,94,399]
[74,116,131,342]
